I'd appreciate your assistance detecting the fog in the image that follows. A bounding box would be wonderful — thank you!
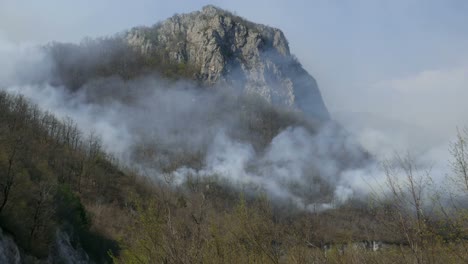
[1,1,468,209]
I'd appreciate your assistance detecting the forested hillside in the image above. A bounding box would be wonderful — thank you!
[1,90,468,263]
[0,91,137,262]
[1,4,468,264]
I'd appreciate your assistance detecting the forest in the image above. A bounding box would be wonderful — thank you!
[1,89,468,263]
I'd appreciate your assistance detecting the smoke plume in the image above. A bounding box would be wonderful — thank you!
[0,28,465,211]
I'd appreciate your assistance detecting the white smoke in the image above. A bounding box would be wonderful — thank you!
[0,32,464,212]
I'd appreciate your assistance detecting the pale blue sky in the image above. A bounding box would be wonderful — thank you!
[1,0,468,134]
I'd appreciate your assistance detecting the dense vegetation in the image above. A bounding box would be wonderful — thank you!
[0,91,135,261]
[1,89,468,263]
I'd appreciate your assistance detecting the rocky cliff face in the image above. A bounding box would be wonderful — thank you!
[125,5,330,120]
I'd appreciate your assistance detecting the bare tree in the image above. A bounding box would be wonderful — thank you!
[378,154,435,264]
[450,128,468,193]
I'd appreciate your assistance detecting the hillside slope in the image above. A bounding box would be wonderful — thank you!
[0,91,134,262]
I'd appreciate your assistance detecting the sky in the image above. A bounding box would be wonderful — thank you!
[1,0,468,144]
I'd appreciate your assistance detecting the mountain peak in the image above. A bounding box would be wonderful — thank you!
[125,6,329,120]
[47,6,328,121]
[201,4,225,15]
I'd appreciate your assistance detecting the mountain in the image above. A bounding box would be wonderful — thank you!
[50,5,330,121]
[126,5,329,120]
[0,5,373,263]
[3,5,467,264]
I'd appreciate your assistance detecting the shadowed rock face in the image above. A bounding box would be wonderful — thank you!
[125,5,330,121]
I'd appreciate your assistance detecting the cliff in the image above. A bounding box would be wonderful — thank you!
[125,5,330,120]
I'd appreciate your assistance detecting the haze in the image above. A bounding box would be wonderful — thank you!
[2,0,468,159]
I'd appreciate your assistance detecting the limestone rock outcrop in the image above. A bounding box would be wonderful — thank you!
[125,5,330,120]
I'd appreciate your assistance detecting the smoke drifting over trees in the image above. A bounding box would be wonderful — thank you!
[1,35,374,211]
[1,4,468,263]
[0,26,462,211]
